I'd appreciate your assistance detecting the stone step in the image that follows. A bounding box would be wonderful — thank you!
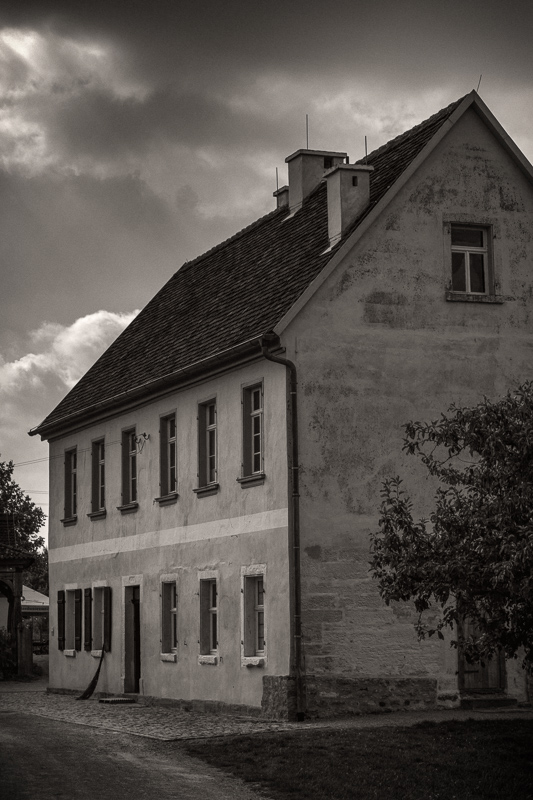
[99,696,137,705]
[460,694,517,710]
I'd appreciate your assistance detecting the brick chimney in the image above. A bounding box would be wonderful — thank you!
[285,149,348,215]
[325,163,374,248]
[273,185,289,209]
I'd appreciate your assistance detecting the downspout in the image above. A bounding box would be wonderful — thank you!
[261,334,305,721]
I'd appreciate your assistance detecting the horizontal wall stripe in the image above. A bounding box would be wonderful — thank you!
[49,507,289,564]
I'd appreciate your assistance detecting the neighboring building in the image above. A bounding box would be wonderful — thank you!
[31,91,533,718]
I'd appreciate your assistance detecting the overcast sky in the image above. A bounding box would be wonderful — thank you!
[1,1,532,540]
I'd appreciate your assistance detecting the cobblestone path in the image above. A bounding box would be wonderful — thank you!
[0,690,292,740]
[1,687,531,742]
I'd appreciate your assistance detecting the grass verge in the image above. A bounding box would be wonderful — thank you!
[185,718,533,800]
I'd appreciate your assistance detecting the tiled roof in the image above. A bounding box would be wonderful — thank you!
[34,96,465,435]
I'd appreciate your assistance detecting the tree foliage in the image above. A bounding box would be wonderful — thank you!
[0,459,47,593]
[370,382,533,669]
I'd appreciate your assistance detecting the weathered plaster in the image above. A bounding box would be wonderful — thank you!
[48,359,291,710]
[283,106,533,706]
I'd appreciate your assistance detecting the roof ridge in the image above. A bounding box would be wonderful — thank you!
[356,94,467,165]
[179,205,286,274]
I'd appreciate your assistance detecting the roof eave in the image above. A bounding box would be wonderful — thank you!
[29,334,275,440]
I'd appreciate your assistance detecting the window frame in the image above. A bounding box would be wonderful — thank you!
[91,583,112,654]
[161,575,178,660]
[119,427,139,512]
[61,587,82,655]
[241,382,264,481]
[199,573,219,663]
[89,438,106,518]
[195,399,219,495]
[447,223,497,300]
[158,412,178,503]
[241,564,267,667]
[62,447,77,524]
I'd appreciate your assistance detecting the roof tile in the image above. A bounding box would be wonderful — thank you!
[35,96,464,435]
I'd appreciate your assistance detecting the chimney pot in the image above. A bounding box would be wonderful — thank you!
[285,149,348,215]
[325,163,374,248]
[273,185,289,209]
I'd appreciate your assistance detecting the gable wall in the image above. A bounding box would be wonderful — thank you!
[47,358,291,710]
[283,107,533,711]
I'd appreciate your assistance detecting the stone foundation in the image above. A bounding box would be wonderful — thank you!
[261,675,298,720]
[304,675,438,718]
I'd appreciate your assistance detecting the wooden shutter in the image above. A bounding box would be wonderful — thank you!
[74,589,82,651]
[103,586,112,652]
[84,588,92,651]
[121,430,129,504]
[57,590,65,651]
[243,388,252,476]
[91,442,98,512]
[199,581,211,655]
[197,405,206,486]
[160,418,167,496]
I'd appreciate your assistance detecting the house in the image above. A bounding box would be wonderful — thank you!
[31,91,533,718]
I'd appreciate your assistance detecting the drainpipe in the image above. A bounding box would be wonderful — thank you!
[261,334,305,721]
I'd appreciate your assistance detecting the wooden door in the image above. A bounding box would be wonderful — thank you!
[124,585,141,693]
[459,617,505,693]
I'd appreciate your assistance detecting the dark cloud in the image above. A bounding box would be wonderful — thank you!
[3,1,533,92]
[1,0,533,533]
[37,86,297,162]
[0,167,236,344]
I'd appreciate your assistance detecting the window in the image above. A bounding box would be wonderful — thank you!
[198,400,217,488]
[200,579,218,655]
[64,448,77,520]
[160,414,177,497]
[161,581,178,655]
[58,588,81,653]
[92,586,112,652]
[91,439,105,514]
[243,575,265,658]
[451,225,489,294]
[121,428,137,506]
[243,384,263,477]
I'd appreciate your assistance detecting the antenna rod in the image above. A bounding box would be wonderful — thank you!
[276,167,279,191]
[477,74,482,93]
[365,136,368,165]
[306,114,309,149]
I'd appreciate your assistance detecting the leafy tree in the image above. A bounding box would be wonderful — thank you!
[370,382,533,669]
[0,459,47,594]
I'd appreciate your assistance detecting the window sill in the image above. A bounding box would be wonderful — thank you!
[242,656,265,668]
[237,473,266,488]
[445,291,504,304]
[155,493,178,506]
[116,502,139,515]
[198,655,218,665]
[193,484,219,498]
[87,510,106,521]
[60,516,77,527]
[160,652,177,662]
[64,649,76,658]
[91,649,103,658]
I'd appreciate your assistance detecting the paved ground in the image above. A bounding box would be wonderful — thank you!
[1,675,532,741]
[0,709,270,800]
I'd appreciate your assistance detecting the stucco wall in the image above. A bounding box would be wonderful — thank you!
[48,358,291,709]
[283,107,533,705]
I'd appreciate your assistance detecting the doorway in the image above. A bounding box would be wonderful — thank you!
[458,617,505,693]
[124,585,141,693]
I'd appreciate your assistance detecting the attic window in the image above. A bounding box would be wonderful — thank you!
[323,156,333,169]
[451,225,489,294]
